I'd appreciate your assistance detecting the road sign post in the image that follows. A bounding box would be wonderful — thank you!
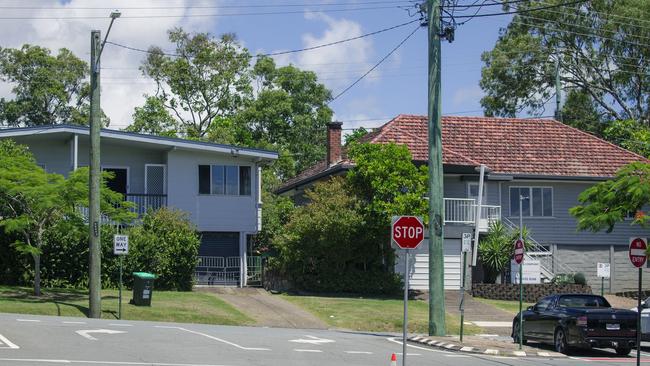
[597,263,610,296]
[392,216,425,366]
[629,237,647,366]
[114,234,129,320]
[514,237,525,350]
[459,233,471,342]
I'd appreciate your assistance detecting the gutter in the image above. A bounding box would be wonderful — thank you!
[275,163,354,194]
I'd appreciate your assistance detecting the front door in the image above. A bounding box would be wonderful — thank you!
[104,168,128,194]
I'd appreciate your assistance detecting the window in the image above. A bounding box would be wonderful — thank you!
[239,166,251,196]
[198,165,252,196]
[199,165,210,194]
[534,296,554,311]
[510,186,552,217]
[467,183,487,204]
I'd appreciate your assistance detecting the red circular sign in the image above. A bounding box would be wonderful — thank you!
[629,237,648,268]
[513,239,525,264]
[392,216,425,249]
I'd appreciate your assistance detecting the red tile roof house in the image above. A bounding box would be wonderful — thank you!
[276,114,650,293]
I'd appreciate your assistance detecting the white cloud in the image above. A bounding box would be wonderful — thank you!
[0,0,220,129]
[272,12,375,91]
[451,85,484,108]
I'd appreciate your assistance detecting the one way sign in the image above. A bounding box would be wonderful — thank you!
[114,235,129,255]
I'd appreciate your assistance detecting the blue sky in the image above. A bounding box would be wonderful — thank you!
[0,1,513,131]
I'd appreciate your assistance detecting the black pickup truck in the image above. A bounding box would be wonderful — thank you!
[512,294,637,355]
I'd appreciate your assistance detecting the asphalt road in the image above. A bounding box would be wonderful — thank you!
[0,313,649,366]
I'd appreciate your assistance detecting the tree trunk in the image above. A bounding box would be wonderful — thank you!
[33,254,41,296]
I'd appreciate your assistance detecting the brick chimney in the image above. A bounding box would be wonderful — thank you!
[326,121,343,166]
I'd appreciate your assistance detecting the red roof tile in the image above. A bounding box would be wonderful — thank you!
[277,114,649,193]
[368,114,648,177]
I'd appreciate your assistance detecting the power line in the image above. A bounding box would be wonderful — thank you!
[0,5,402,20]
[443,0,588,20]
[105,18,420,59]
[331,25,421,102]
[0,1,412,10]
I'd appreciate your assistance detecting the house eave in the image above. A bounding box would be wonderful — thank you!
[0,124,279,161]
[275,163,353,194]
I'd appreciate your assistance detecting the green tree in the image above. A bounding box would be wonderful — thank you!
[344,127,369,146]
[346,142,428,271]
[570,162,650,233]
[0,140,133,295]
[125,96,179,137]
[602,120,650,158]
[253,191,295,255]
[560,90,605,136]
[0,45,98,126]
[126,208,200,291]
[273,177,400,293]
[139,28,252,138]
[235,57,333,176]
[480,0,650,124]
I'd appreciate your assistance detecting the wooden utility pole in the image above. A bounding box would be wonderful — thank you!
[427,0,446,336]
[88,30,102,319]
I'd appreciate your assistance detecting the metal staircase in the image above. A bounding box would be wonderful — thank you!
[502,217,577,282]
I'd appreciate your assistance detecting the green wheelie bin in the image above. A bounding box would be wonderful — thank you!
[131,272,156,306]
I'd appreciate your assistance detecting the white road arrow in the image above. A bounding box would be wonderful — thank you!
[289,335,335,345]
[75,329,127,341]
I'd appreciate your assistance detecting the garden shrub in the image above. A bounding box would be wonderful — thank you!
[573,272,587,285]
[126,208,200,291]
[273,177,401,295]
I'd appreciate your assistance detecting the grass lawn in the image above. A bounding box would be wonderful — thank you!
[0,286,253,325]
[473,297,534,315]
[282,294,482,335]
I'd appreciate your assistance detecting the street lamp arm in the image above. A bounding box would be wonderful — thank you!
[97,10,121,68]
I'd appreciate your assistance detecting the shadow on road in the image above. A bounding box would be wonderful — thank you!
[526,341,639,358]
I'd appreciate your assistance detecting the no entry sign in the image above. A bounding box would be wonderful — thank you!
[391,216,424,250]
[629,237,648,268]
[513,239,525,264]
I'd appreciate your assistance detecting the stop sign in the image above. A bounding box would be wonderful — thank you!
[629,237,648,268]
[392,216,424,249]
[513,239,525,264]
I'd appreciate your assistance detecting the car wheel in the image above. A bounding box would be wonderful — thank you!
[512,321,527,345]
[554,328,569,354]
[615,347,631,356]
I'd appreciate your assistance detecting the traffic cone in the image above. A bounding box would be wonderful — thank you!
[390,353,397,366]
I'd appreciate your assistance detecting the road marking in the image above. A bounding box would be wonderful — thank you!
[62,321,86,325]
[75,329,127,341]
[472,321,511,327]
[460,346,474,352]
[345,351,373,354]
[108,324,133,327]
[0,334,19,349]
[293,349,322,353]
[387,337,451,354]
[395,353,421,356]
[445,355,471,358]
[156,326,270,351]
[0,358,231,365]
[289,335,335,345]
[16,319,41,323]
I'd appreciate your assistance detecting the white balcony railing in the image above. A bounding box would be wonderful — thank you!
[443,198,501,230]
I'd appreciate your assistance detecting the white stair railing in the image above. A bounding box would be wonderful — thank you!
[502,216,577,281]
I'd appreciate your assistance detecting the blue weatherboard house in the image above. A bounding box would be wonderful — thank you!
[277,115,650,293]
[0,125,278,287]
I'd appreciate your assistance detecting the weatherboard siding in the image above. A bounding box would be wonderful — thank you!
[76,140,166,194]
[499,181,650,247]
[166,149,259,233]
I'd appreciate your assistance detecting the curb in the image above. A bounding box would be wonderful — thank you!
[407,336,566,358]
